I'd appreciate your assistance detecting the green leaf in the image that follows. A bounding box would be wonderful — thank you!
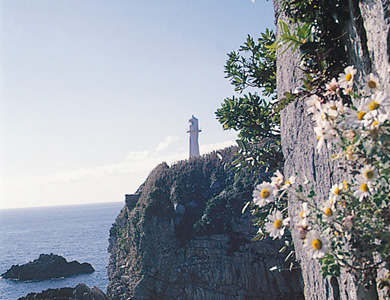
[242,201,251,214]
[252,233,263,242]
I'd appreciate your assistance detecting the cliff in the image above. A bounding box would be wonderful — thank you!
[274,0,390,299]
[107,147,304,300]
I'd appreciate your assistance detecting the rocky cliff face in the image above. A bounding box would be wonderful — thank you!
[274,0,390,299]
[107,147,304,300]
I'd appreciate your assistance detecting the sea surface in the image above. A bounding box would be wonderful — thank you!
[0,202,124,300]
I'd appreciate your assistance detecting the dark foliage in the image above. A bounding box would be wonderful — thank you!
[113,147,269,244]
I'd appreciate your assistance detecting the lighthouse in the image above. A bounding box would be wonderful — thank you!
[187,115,201,158]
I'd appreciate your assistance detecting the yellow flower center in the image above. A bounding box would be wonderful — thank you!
[343,180,348,190]
[324,208,333,217]
[368,80,377,89]
[360,183,368,192]
[334,187,341,195]
[260,189,270,199]
[300,210,305,219]
[285,181,291,186]
[311,239,323,250]
[330,105,337,110]
[364,170,374,179]
[372,120,379,127]
[345,73,352,82]
[368,101,379,111]
[273,219,283,229]
[317,136,321,140]
[357,111,366,120]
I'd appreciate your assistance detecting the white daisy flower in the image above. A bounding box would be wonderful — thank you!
[314,125,326,152]
[306,94,322,115]
[364,73,380,94]
[338,66,357,89]
[303,230,329,259]
[343,86,354,95]
[265,210,289,239]
[323,123,342,147]
[282,175,296,189]
[352,179,372,201]
[363,91,390,117]
[312,110,332,127]
[322,100,344,119]
[357,165,378,184]
[329,183,343,204]
[321,200,337,222]
[313,115,342,152]
[252,182,276,207]
[324,78,340,97]
[363,112,388,133]
[343,98,370,129]
[343,108,365,129]
[294,202,310,227]
[270,170,284,187]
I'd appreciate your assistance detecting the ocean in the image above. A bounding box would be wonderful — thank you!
[0,202,124,300]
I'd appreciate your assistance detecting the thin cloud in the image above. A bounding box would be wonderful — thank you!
[200,140,236,154]
[156,136,180,152]
[0,138,237,209]
[1,139,237,187]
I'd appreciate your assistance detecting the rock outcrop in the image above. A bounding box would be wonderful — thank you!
[274,0,390,299]
[107,147,304,300]
[17,283,107,300]
[2,253,94,281]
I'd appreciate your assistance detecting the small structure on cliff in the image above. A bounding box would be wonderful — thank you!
[187,115,201,158]
[125,194,139,209]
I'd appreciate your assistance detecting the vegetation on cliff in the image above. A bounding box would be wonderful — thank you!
[110,146,268,248]
[107,146,304,300]
[217,0,390,298]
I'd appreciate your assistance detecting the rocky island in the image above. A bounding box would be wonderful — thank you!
[2,253,94,281]
[17,283,107,300]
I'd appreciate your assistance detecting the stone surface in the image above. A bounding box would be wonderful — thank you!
[274,0,390,299]
[125,194,140,209]
[17,283,107,300]
[2,253,94,281]
[107,147,304,300]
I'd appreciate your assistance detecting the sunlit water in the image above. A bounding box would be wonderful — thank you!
[0,202,123,300]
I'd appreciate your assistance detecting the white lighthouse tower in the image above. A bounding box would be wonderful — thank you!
[187,115,201,158]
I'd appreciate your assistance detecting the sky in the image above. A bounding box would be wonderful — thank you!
[0,0,275,209]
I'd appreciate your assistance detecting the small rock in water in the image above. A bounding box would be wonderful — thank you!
[1,253,94,281]
[17,283,107,300]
